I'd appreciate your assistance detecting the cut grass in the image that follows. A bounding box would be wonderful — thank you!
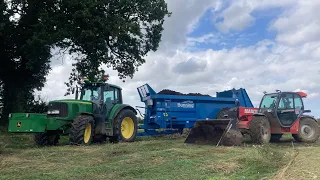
[0,132,319,180]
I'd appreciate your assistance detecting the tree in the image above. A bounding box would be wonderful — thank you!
[0,0,171,126]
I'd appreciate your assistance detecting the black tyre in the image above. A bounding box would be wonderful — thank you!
[270,134,282,142]
[109,109,138,143]
[69,115,95,145]
[34,131,60,146]
[292,117,320,143]
[249,116,271,144]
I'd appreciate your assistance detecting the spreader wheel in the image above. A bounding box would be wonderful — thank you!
[249,116,271,144]
[292,117,320,143]
[34,131,60,146]
[69,114,95,145]
[109,109,138,143]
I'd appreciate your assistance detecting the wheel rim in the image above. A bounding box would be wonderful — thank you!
[301,124,315,139]
[84,123,92,143]
[121,117,134,139]
[261,126,269,140]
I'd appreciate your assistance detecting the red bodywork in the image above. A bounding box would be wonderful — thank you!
[237,107,258,129]
[236,107,300,134]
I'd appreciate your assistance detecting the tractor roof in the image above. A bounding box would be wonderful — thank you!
[265,91,307,98]
[296,91,307,98]
[84,81,122,90]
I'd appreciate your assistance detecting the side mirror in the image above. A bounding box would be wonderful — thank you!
[303,110,311,113]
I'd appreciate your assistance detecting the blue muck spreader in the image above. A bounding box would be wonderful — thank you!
[136,84,254,145]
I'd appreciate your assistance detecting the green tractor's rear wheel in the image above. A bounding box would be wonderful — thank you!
[109,109,138,143]
[249,116,271,144]
[292,117,320,143]
[34,131,60,146]
[69,114,95,145]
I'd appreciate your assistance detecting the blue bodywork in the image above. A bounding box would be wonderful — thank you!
[136,84,254,136]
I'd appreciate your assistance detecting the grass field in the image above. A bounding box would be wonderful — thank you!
[0,130,319,180]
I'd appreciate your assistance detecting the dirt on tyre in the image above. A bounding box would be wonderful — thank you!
[34,131,60,146]
[249,116,271,144]
[69,115,95,145]
[109,109,138,143]
[292,117,320,143]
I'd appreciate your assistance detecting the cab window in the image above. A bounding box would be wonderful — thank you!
[104,87,115,104]
[278,93,294,109]
[104,86,121,104]
[294,94,303,110]
[114,88,121,103]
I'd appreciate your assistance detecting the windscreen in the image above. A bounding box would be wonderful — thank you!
[259,94,278,109]
[80,86,102,101]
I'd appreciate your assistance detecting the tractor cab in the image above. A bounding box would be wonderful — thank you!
[76,77,123,118]
[258,91,308,127]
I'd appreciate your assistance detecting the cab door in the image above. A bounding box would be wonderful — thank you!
[276,93,297,127]
[101,86,115,118]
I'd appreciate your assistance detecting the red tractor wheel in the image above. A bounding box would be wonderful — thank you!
[249,116,271,144]
[293,117,320,143]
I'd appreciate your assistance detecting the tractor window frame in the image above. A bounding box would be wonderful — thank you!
[114,88,122,104]
[103,86,115,103]
[277,93,294,110]
[103,85,122,104]
[80,85,102,102]
[293,94,304,110]
[259,93,279,110]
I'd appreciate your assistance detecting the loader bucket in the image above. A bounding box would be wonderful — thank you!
[184,118,243,146]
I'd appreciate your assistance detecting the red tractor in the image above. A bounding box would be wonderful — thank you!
[185,90,320,145]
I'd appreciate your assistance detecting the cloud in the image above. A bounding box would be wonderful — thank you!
[212,0,294,34]
[214,1,255,33]
[158,0,219,53]
[37,0,320,118]
[270,1,320,46]
[172,57,207,74]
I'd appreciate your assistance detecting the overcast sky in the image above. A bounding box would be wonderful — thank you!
[38,0,320,118]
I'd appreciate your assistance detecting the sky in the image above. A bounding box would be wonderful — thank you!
[37,0,320,118]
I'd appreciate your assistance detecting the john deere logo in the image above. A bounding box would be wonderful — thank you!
[17,122,21,127]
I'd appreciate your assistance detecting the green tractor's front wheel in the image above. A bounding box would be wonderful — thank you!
[34,131,60,146]
[109,109,138,143]
[69,114,95,145]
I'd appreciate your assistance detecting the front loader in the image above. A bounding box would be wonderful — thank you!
[8,76,138,146]
[185,90,320,146]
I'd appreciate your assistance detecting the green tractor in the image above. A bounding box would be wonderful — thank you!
[8,77,138,146]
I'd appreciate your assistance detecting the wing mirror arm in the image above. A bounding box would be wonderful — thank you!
[302,110,311,113]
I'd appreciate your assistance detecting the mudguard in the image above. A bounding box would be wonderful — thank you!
[109,104,137,120]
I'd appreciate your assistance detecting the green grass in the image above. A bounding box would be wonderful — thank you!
[0,131,319,180]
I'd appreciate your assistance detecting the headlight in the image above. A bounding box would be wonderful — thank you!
[47,110,60,114]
